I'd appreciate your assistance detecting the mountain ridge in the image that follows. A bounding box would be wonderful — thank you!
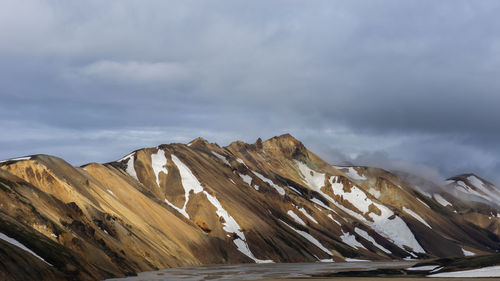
[0,134,499,280]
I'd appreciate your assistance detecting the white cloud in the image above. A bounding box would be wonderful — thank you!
[79,60,191,84]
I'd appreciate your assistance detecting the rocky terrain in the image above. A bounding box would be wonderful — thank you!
[0,134,499,280]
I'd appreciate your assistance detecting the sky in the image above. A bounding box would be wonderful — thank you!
[1,0,500,185]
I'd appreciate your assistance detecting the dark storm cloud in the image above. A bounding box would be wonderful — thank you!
[1,0,499,184]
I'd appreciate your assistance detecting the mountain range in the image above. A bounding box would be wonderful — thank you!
[0,134,499,280]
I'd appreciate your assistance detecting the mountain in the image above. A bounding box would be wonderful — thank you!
[0,134,499,280]
[446,174,500,207]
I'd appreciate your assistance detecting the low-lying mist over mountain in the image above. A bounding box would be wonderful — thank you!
[0,134,499,280]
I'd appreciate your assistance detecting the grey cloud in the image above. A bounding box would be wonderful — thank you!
[79,61,191,84]
[0,0,499,185]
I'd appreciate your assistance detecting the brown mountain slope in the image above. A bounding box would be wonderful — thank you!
[0,134,499,280]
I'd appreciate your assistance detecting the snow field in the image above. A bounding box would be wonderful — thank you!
[295,160,425,254]
[151,149,168,186]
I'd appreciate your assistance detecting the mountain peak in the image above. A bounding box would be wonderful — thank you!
[187,137,219,149]
[263,133,302,146]
[262,134,308,160]
[269,133,299,141]
[448,173,486,183]
[447,173,476,180]
[448,173,495,187]
[189,137,209,144]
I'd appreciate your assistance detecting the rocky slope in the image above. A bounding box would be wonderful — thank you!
[0,134,498,280]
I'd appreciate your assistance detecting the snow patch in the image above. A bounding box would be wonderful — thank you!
[151,149,168,186]
[407,265,439,271]
[295,160,325,191]
[298,208,318,224]
[123,154,138,181]
[345,167,367,181]
[0,156,31,163]
[280,220,332,256]
[416,198,430,208]
[164,199,190,218]
[468,175,485,190]
[168,155,204,218]
[236,158,248,168]
[287,210,306,226]
[171,155,203,194]
[329,177,372,214]
[403,207,431,228]
[204,191,272,263]
[462,248,475,256]
[467,176,500,202]
[233,239,273,264]
[212,151,230,166]
[252,171,285,195]
[118,152,134,162]
[413,185,432,198]
[203,192,241,236]
[288,186,301,194]
[433,194,452,207]
[327,214,341,225]
[310,198,335,212]
[455,180,483,197]
[239,174,253,186]
[345,258,370,262]
[430,266,443,273]
[0,232,51,266]
[366,206,425,253]
[354,227,391,254]
[340,231,366,250]
[106,189,116,198]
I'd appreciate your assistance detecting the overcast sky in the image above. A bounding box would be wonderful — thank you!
[1,1,500,185]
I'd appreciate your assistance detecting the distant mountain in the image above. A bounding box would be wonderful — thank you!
[446,173,500,207]
[0,134,499,280]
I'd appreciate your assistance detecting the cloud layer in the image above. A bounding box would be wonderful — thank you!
[1,0,499,184]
